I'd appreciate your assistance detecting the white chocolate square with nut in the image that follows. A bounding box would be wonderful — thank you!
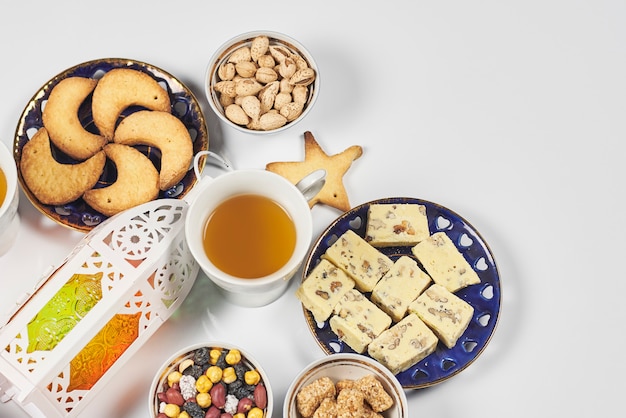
[330,289,392,353]
[368,313,438,375]
[322,229,393,292]
[411,231,480,293]
[365,203,430,247]
[296,259,355,323]
[408,283,474,349]
[371,256,432,322]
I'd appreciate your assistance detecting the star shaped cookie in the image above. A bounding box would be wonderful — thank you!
[266,131,363,211]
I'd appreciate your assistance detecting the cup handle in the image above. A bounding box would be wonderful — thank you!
[183,150,234,205]
[295,169,326,203]
[193,150,234,180]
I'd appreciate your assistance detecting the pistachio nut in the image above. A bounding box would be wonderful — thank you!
[241,95,261,121]
[273,92,292,110]
[235,61,258,78]
[259,112,287,130]
[224,104,250,125]
[269,45,291,63]
[258,81,279,113]
[278,58,297,79]
[214,80,237,98]
[279,101,304,122]
[217,62,236,81]
[256,54,275,68]
[228,46,251,64]
[292,85,308,105]
[289,68,316,86]
[250,35,269,62]
[255,67,279,84]
[235,78,264,96]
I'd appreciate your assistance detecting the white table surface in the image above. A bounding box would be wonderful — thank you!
[1,1,625,417]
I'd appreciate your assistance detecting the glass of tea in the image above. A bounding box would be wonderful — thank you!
[184,152,319,307]
[0,140,19,256]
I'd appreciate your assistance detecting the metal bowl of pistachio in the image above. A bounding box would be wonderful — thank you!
[205,31,320,135]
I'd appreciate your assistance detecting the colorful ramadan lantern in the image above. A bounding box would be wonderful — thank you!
[0,198,199,417]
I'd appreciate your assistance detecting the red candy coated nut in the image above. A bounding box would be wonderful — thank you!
[205,406,221,418]
[165,387,184,406]
[254,383,267,409]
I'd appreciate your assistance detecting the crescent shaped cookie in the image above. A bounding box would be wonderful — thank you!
[113,110,193,190]
[42,76,108,160]
[20,127,106,206]
[42,77,107,161]
[83,143,160,216]
[91,68,171,139]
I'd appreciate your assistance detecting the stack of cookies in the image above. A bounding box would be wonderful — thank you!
[19,68,194,217]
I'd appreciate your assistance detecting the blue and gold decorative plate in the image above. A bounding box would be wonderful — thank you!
[13,58,209,232]
[301,197,501,389]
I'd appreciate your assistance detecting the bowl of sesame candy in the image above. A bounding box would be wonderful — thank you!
[283,353,408,418]
[149,342,272,418]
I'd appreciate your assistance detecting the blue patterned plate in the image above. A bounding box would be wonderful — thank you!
[301,197,501,389]
[13,58,209,232]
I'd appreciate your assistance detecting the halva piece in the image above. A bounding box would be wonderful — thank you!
[365,203,430,247]
[367,313,438,375]
[353,374,394,413]
[322,230,392,292]
[313,397,337,418]
[371,256,432,322]
[296,259,356,323]
[296,376,336,418]
[408,283,474,349]
[411,232,480,292]
[330,289,392,353]
[318,375,394,417]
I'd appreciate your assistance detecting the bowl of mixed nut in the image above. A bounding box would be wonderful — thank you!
[283,353,408,418]
[205,31,319,134]
[149,342,272,418]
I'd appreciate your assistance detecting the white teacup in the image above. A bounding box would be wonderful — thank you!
[0,141,19,257]
[184,152,323,307]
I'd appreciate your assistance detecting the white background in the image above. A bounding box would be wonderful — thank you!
[1,1,625,417]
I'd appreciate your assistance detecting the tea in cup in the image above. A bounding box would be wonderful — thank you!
[203,193,297,279]
[184,152,318,307]
[0,141,19,256]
